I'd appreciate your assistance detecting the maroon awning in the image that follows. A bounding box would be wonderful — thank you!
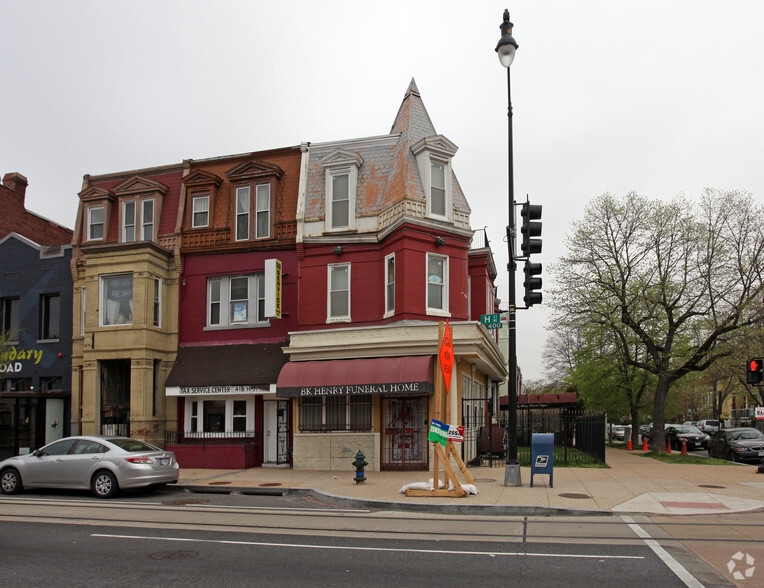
[276,356,434,398]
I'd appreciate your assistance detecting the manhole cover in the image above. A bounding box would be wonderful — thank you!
[473,479,496,483]
[558,493,591,499]
[208,481,231,486]
[698,484,725,489]
[259,482,282,487]
[149,551,199,560]
[162,498,209,505]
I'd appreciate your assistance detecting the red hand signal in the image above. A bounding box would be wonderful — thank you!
[751,359,760,372]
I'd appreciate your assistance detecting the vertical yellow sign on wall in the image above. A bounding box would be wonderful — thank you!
[264,259,282,319]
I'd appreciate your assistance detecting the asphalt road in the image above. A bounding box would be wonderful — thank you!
[0,487,747,587]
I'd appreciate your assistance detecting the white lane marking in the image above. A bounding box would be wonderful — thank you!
[93,533,644,559]
[621,515,703,588]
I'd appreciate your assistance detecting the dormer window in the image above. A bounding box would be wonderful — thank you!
[88,206,104,241]
[235,183,271,241]
[430,160,446,217]
[192,194,210,228]
[411,135,458,222]
[321,149,362,232]
[122,198,154,243]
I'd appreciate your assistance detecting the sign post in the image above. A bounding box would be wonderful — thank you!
[406,321,476,498]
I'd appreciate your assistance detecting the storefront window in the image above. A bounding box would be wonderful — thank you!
[203,400,226,433]
[183,397,254,436]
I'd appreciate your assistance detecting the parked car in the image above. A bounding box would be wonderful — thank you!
[708,428,764,463]
[696,419,720,435]
[609,424,628,442]
[0,436,179,498]
[665,425,709,451]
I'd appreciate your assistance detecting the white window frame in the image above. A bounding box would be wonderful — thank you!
[411,136,457,222]
[206,274,268,329]
[88,206,104,241]
[324,167,358,232]
[99,273,133,326]
[426,253,449,316]
[327,263,351,323]
[192,194,210,228]
[384,253,395,317]
[153,276,162,328]
[255,183,271,239]
[235,186,250,241]
[142,198,154,241]
[122,201,136,242]
[121,198,154,243]
[183,396,255,435]
[430,159,447,218]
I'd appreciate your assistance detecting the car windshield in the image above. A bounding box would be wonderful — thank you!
[106,438,162,452]
[732,429,764,441]
[674,425,701,434]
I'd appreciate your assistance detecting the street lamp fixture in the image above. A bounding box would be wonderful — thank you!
[495,9,518,68]
[496,8,521,487]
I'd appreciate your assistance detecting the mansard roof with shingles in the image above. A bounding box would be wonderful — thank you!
[302,79,470,226]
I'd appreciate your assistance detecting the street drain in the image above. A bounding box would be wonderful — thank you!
[162,498,209,505]
[149,551,199,560]
[698,484,725,489]
[259,482,282,487]
[208,481,231,485]
[473,479,496,483]
[558,493,591,499]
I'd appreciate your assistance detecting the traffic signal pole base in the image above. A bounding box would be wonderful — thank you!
[503,462,522,487]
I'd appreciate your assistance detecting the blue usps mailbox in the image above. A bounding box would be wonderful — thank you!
[530,433,554,488]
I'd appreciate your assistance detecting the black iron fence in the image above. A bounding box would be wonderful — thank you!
[478,407,606,466]
[165,430,257,448]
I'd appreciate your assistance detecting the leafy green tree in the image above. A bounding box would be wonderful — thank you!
[551,190,764,452]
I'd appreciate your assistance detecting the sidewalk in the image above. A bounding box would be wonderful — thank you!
[176,447,764,516]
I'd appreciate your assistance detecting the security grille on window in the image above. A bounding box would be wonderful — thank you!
[298,395,372,432]
[207,274,266,327]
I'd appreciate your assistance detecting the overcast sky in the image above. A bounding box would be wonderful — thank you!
[3,1,763,382]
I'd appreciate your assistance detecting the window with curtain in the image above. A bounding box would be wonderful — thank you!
[100,274,133,326]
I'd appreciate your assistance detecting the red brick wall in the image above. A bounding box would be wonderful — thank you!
[1,172,74,245]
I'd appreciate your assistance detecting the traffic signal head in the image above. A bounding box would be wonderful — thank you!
[520,202,542,257]
[523,260,542,306]
[747,358,763,385]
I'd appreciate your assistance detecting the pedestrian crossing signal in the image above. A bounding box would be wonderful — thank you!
[747,358,762,385]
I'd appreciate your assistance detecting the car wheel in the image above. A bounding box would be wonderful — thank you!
[91,470,119,498]
[0,468,23,495]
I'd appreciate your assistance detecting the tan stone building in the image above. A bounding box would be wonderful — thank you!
[70,164,183,447]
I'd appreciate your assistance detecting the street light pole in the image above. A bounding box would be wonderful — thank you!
[496,9,521,487]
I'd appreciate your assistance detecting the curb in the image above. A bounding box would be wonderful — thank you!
[180,484,615,517]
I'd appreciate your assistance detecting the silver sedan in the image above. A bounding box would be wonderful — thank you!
[0,436,179,498]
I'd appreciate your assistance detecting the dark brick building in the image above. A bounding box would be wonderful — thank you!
[1,172,74,459]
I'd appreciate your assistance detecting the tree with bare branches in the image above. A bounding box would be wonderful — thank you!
[551,190,764,452]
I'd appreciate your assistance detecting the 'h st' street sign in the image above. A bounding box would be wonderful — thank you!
[480,313,502,329]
